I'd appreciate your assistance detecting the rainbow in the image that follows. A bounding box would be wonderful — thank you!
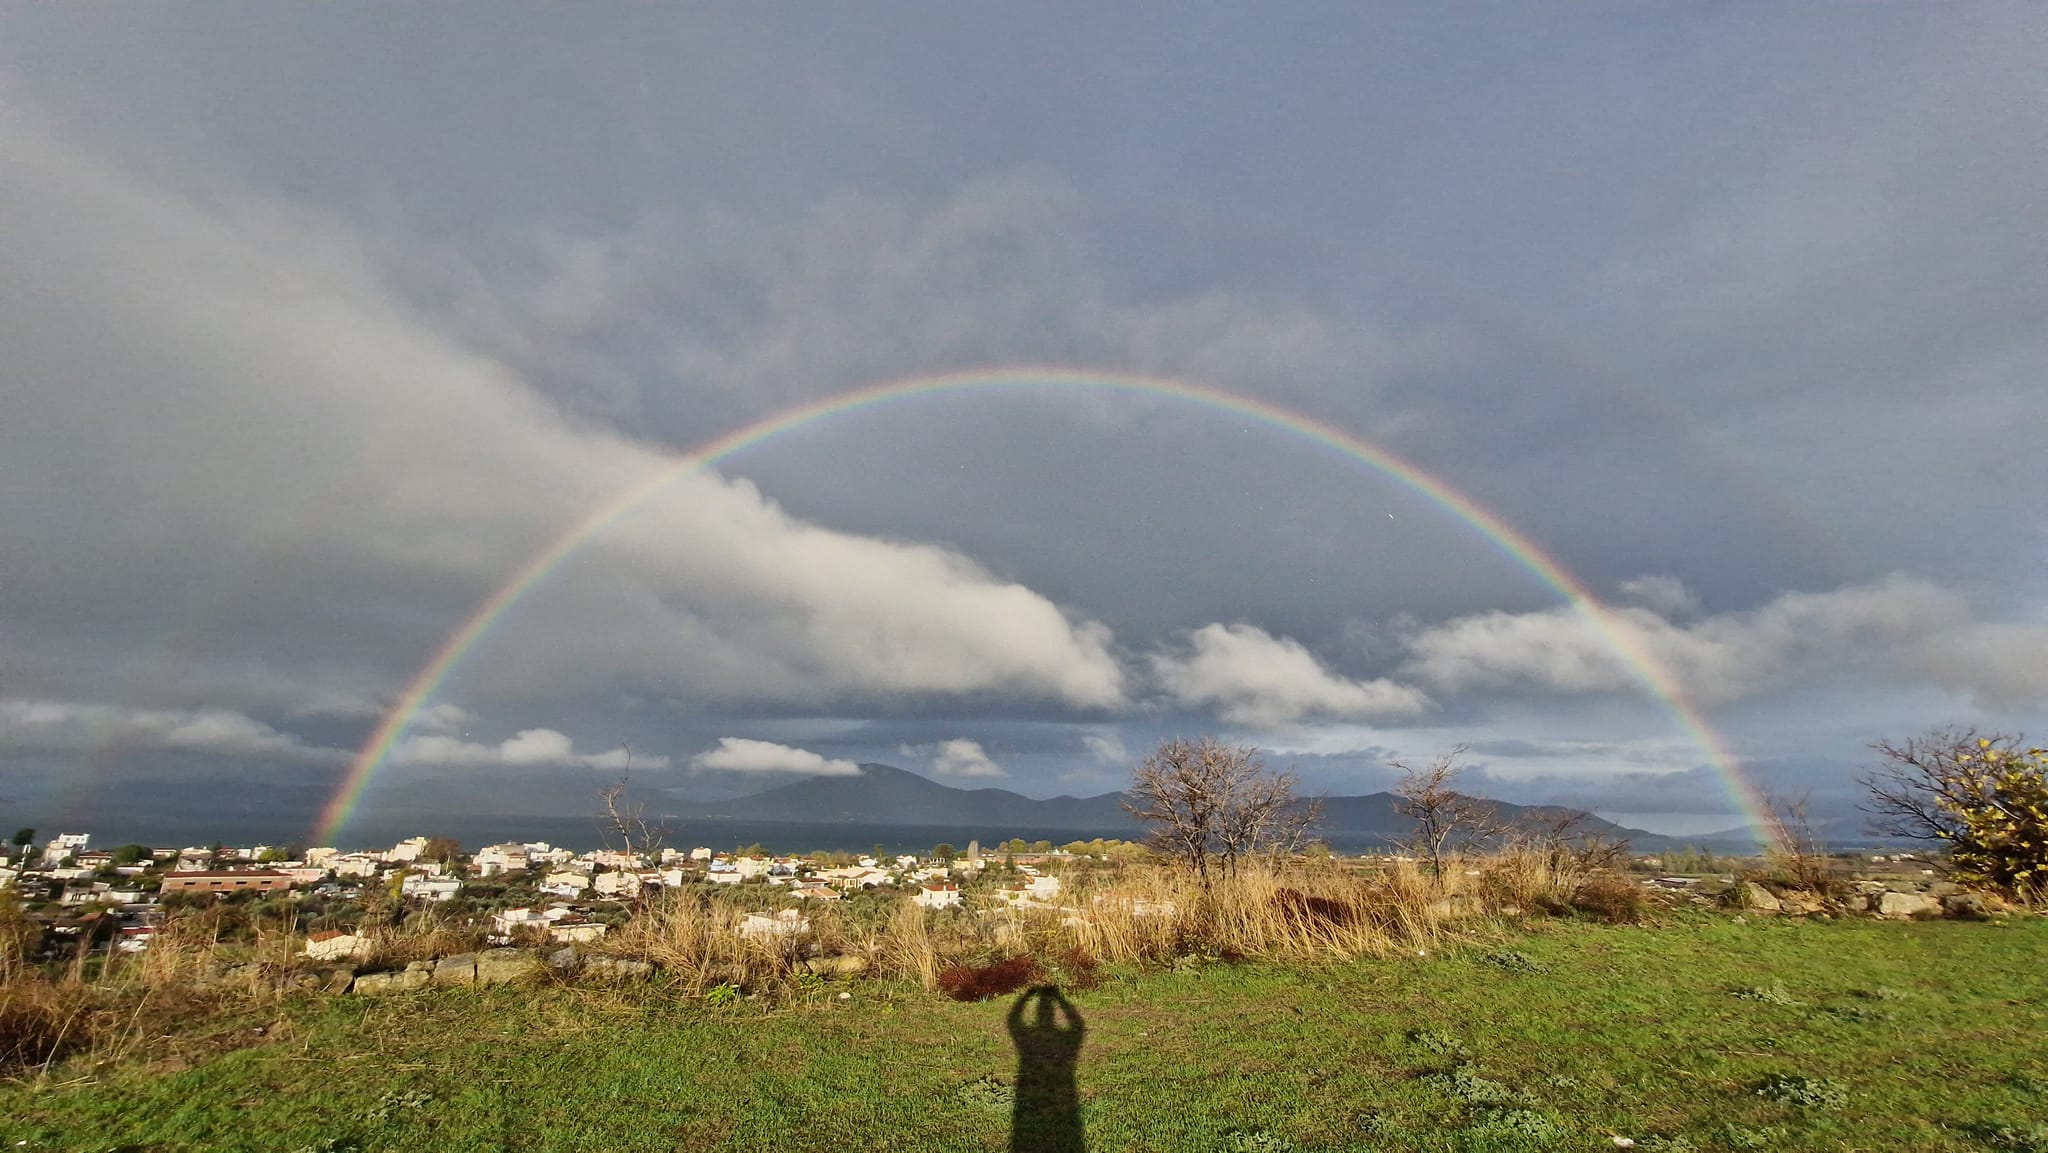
[314,368,1769,846]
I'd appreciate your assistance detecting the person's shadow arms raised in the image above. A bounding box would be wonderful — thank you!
[1007,985,1086,1153]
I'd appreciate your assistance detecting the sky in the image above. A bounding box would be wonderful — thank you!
[3,5,2044,843]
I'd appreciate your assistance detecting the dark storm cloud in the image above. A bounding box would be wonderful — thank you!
[2,7,2043,837]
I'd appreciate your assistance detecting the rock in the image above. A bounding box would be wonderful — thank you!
[1941,892,1992,921]
[323,967,356,995]
[546,946,580,972]
[1778,890,1826,916]
[353,971,400,995]
[1926,880,1962,897]
[1426,895,1480,919]
[803,954,869,977]
[475,947,544,986]
[405,960,435,973]
[583,955,654,980]
[1874,891,1942,918]
[1740,882,1782,913]
[433,953,477,986]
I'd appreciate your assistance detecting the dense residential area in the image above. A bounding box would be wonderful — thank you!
[0,828,1127,966]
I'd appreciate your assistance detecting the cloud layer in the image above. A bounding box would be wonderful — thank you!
[1152,624,1431,728]
[691,738,862,777]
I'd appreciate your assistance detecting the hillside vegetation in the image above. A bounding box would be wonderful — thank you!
[4,913,2045,1152]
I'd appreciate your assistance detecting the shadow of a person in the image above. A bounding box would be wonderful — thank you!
[1006,985,1086,1153]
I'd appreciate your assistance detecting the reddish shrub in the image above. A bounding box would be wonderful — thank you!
[936,955,1042,1002]
[1570,874,1649,924]
[1049,945,1103,992]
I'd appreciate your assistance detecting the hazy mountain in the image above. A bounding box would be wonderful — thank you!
[674,763,1682,846]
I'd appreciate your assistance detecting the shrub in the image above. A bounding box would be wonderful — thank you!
[1753,1073,1849,1110]
[1479,948,1542,973]
[936,955,1041,1002]
[1570,874,1648,924]
[1271,887,1355,928]
[1863,729,2048,899]
[1423,1064,1534,1108]
[1973,1122,2048,1153]
[1731,983,1804,1006]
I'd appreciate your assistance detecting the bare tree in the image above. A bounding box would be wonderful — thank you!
[1389,746,1509,888]
[1758,788,1834,894]
[1124,737,1318,889]
[598,751,671,862]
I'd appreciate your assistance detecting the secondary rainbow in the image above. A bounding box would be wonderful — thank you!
[315,368,1768,846]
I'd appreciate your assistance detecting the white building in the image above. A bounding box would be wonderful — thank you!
[472,844,529,877]
[593,871,648,899]
[540,871,591,899]
[913,882,962,910]
[41,833,90,868]
[401,874,462,902]
[385,837,430,864]
[330,854,384,879]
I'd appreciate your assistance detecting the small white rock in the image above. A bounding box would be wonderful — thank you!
[1611,1138,1635,1148]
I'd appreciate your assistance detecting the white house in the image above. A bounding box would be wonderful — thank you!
[385,837,430,864]
[790,883,842,901]
[41,833,90,868]
[471,843,529,876]
[593,871,647,899]
[913,882,962,910]
[540,871,591,898]
[401,874,462,902]
[329,854,383,879]
[688,846,714,862]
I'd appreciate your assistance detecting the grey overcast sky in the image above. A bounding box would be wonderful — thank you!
[4,5,2044,841]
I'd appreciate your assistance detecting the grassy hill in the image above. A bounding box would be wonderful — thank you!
[5,913,2043,1152]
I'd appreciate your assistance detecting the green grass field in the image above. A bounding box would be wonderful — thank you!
[5,912,2044,1152]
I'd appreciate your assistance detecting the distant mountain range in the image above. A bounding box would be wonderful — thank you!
[671,762,1750,849]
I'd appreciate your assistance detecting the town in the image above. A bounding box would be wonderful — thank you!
[0,828,1110,967]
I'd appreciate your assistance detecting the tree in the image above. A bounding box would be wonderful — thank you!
[933,843,957,865]
[598,756,671,859]
[1861,727,2048,898]
[11,828,33,861]
[421,837,462,866]
[1389,746,1509,888]
[1123,736,1319,889]
[111,843,152,867]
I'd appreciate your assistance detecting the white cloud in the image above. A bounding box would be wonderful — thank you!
[1082,732,1128,765]
[690,737,860,777]
[389,728,656,771]
[0,699,346,763]
[0,111,1127,717]
[1402,575,2048,709]
[1150,623,1432,728]
[411,703,477,736]
[928,738,1005,779]
[1616,575,1701,619]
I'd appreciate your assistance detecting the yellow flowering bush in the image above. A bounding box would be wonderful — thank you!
[1864,729,2048,901]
